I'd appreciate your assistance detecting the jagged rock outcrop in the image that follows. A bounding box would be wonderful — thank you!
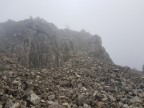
[0,17,144,108]
[0,17,112,68]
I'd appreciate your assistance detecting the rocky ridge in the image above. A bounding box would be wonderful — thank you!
[0,18,143,108]
[0,17,112,69]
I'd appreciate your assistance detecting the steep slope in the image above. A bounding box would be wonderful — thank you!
[0,18,143,108]
[0,17,112,69]
[0,52,143,108]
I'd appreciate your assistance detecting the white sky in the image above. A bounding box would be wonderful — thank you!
[0,0,144,70]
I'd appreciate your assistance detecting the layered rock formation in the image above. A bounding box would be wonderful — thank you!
[0,17,112,69]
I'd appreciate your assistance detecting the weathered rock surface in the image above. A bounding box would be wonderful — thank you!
[0,52,143,108]
[0,18,143,107]
[0,17,112,69]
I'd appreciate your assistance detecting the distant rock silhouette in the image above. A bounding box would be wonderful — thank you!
[0,17,112,68]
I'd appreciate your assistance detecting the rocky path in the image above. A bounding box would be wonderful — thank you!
[0,53,144,108]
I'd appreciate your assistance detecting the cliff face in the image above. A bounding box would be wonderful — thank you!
[0,18,112,68]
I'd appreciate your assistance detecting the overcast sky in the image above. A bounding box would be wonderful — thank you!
[0,0,144,70]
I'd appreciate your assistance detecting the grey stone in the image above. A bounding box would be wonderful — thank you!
[40,99,46,103]
[26,90,40,105]
[77,94,86,106]
[123,104,129,108]
[83,103,91,108]
[48,104,64,108]
[108,94,116,101]
[47,101,58,105]
[4,99,14,108]
[130,96,141,103]
[48,94,55,101]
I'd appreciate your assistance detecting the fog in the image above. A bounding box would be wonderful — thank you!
[0,0,144,70]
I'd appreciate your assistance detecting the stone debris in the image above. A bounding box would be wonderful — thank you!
[47,101,58,105]
[62,102,71,108]
[26,90,40,105]
[49,104,65,108]
[130,96,141,103]
[83,103,91,108]
[48,94,55,101]
[0,51,144,108]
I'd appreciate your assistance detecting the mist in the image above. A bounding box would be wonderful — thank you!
[0,0,144,70]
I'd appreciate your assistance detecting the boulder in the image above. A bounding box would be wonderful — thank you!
[26,90,40,105]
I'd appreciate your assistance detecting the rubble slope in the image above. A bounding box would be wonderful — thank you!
[0,53,144,108]
[0,18,143,108]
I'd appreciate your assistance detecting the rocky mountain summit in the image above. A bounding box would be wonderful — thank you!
[0,17,112,69]
[0,18,144,108]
